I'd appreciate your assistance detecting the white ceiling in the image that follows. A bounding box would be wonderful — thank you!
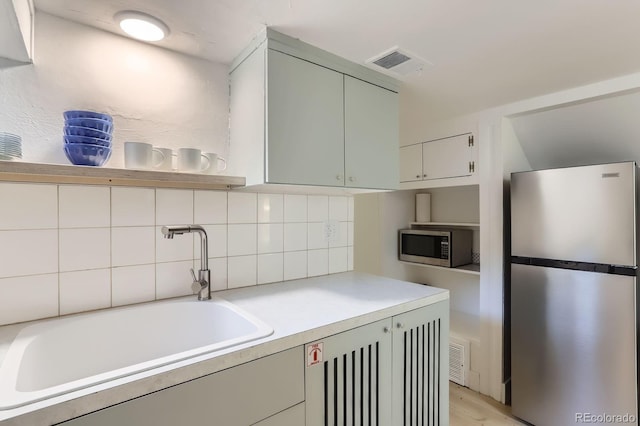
[35,0,640,121]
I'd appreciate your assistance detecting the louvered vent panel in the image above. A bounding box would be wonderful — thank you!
[449,341,465,386]
[323,343,380,426]
[401,319,441,425]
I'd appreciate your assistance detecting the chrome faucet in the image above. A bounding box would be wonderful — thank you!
[161,225,211,301]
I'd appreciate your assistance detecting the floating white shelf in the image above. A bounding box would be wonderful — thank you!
[410,221,480,228]
[399,261,480,275]
[0,161,246,190]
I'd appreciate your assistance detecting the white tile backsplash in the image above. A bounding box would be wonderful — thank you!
[59,228,111,272]
[329,196,349,221]
[59,186,110,228]
[0,229,58,278]
[111,187,155,227]
[284,251,308,281]
[0,182,353,325]
[0,183,58,230]
[258,194,284,223]
[307,195,329,222]
[328,222,349,248]
[258,253,284,285]
[228,192,257,224]
[228,224,258,256]
[0,274,59,324]
[209,257,228,291]
[284,194,307,223]
[308,249,329,277]
[194,190,227,224]
[195,224,227,259]
[156,261,193,299]
[60,269,111,315]
[284,223,307,252]
[156,189,194,225]
[112,264,156,306]
[258,224,284,254]
[112,227,155,267]
[228,255,257,288]
[308,222,328,250]
[329,247,349,274]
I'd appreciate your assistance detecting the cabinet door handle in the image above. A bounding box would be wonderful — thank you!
[415,174,420,179]
[396,322,404,329]
[336,174,343,181]
[348,176,355,183]
[423,174,427,178]
[383,326,390,333]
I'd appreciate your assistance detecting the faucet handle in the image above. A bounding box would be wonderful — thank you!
[190,268,205,293]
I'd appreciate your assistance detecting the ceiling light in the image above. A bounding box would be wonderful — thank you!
[116,11,169,42]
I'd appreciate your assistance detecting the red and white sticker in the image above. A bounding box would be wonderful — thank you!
[307,342,323,367]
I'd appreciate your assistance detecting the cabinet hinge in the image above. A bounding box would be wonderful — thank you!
[468,135,474,147]
[469,161,475,173]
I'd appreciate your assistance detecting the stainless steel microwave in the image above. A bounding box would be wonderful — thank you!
[398,229,472,267]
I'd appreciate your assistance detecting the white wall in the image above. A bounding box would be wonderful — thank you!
[0,12,229,167]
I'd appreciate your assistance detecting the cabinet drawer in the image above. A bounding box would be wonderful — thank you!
[59,347,304,426]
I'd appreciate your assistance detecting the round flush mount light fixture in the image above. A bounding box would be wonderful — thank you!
[115,11,169,42]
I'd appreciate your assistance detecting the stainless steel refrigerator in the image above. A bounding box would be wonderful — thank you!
[511,162,638,426]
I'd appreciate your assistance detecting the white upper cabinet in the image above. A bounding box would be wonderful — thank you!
[267,49,345,187]
[0,0,33,67]
[344,75,399,189]
[422,134,474,180]
[228,29,400,191]
[400,133,476,187]
[399,143,423,182]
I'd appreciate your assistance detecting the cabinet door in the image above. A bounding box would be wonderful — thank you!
[252,402,305,426]
[305,318,393,426]
[392,301,450,426]
[400,144,423,182]
[60,347,304,426]
[422,134,474,180]
[267,49,345,187]
[344,75,399,189]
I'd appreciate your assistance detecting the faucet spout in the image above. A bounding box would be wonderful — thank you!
[161,225,210,300]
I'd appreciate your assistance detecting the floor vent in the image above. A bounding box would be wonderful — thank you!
[365,46,432,77]
[449,335,470,386]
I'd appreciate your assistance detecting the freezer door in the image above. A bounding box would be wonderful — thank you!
[511,264,637,426]
[511,162,636,266]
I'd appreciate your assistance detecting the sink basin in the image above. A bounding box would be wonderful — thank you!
[0,298,273,409]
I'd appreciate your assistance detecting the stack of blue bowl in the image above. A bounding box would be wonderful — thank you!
[63,110,113,166]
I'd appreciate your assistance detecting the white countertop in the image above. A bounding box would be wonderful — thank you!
[0,272,448,425]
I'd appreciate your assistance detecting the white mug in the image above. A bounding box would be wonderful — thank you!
[202,153,227,175]
[153,147,173,171]
[177,148,209,172]
[125,142,165,170]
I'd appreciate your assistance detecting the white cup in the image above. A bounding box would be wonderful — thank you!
[202,153,227,175]
[177,148,209,173]
[125,142,165,170]
[153,147,174,171]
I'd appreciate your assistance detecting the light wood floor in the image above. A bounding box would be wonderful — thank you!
[450,383,528,426]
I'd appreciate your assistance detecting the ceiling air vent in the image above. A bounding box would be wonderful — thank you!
[366,46,431,77]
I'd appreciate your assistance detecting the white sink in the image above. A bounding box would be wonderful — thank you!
[0,298,273,409]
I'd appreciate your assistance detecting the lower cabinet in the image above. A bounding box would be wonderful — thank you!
[58,347,304,426]
[305,301,449,425]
